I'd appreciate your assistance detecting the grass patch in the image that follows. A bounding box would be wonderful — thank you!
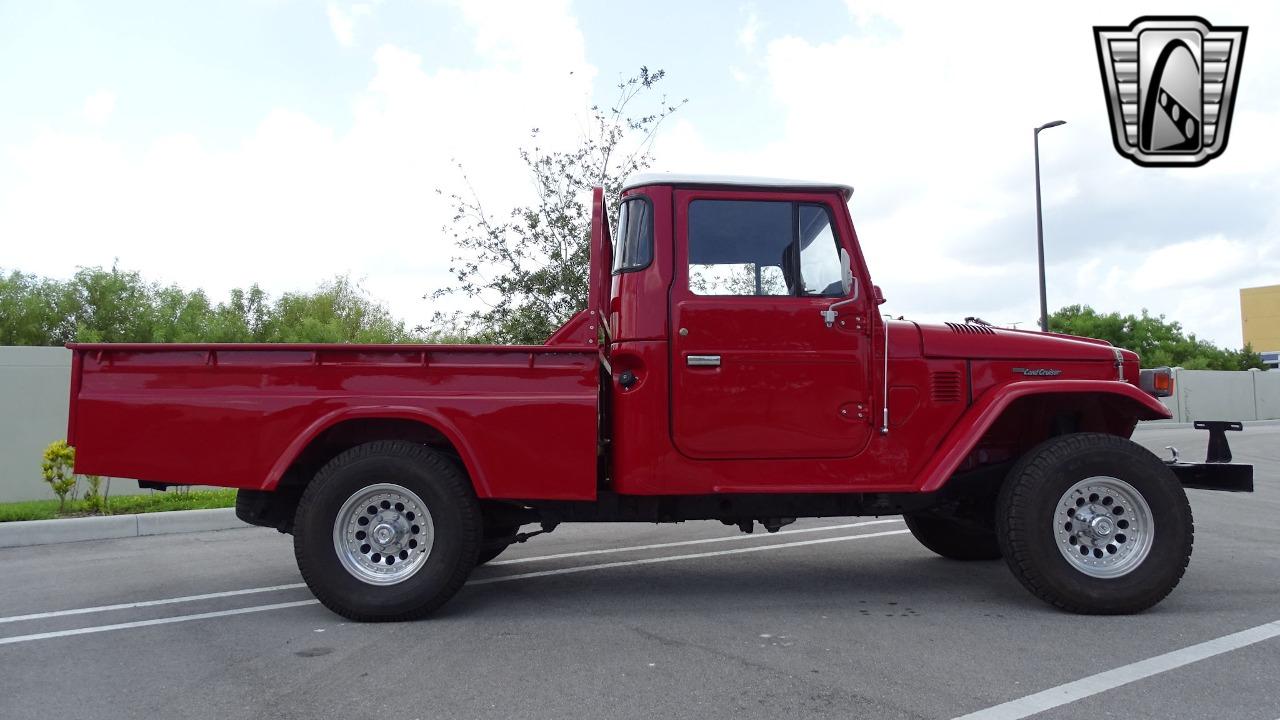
[0,489,238,523]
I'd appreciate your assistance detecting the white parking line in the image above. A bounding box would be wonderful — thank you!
[470,529,911,585]
[0,583,308,625]
[0,601,320,646]
[0,527,910,645]
[952,619,1280,720]
[487,519,903,566]
[0,519,902,626]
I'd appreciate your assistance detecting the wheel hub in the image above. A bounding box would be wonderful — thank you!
[1054,476,1154,579]
[372,522,397,546]
[1090,515,1114,537]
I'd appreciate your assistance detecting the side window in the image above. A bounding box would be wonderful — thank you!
[798,204,843,297]
[686,199,848,297]
[613,198,653,273]
[687,200,792,296]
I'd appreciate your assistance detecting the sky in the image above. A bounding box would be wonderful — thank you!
[1,0,1277,347]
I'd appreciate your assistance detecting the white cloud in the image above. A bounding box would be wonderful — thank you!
[82,89,116,126]
[5,2,1277,350]
[1,0,596,332]
[655,1,1280,346]
[327,1,373,48]
[738,8,761,50]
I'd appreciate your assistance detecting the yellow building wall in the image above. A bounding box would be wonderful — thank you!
[1240,284,1280,352]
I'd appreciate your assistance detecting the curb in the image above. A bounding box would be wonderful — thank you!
[0,508,249,549]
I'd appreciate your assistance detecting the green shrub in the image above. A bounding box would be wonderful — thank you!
[41,440,79,512]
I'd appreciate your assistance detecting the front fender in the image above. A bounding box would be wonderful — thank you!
[914,380,1171,493]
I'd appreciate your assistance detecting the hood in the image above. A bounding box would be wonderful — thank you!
[913,322,1125,361]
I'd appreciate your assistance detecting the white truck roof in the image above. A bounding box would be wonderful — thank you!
[621,172,854,200]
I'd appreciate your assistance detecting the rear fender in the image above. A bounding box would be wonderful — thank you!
[915,380,1171,493]
[262,406,489,496]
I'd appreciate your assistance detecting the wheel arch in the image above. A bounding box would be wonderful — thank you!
[917,380,1171,493]
[263,407,490,497]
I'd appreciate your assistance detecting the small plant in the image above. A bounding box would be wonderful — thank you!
[41,440,78,512]
[83,474,111,514]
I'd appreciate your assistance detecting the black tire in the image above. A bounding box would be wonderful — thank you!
[997,432,1193,614]
[293,440,482,621]
[904,511,1001,561]
[477,524,519,566]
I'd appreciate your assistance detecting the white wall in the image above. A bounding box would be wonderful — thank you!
[1,347,75,502]
[1255,370,1280,420]
[1157,368,1280,422]
[0,347,156,503]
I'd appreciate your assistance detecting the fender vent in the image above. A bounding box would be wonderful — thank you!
[945,322,996,335]
[931,371,963,403]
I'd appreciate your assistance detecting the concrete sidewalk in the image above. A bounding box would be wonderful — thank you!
[0,508,248,548]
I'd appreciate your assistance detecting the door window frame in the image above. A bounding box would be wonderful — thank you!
[678,191,856,300]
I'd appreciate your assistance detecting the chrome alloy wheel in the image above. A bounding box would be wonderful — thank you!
[1054,476,1154,578]
[333,483,435,585]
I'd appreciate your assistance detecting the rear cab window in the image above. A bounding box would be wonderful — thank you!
[614,197,654,273]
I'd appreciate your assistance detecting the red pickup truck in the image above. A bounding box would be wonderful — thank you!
[67,174,1252,621]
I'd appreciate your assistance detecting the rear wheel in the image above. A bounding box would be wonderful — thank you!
[293,440,482,621]
[903,510,1001,560]
[997,433,1193,614]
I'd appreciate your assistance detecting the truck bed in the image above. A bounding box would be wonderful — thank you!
[67,343,600,501]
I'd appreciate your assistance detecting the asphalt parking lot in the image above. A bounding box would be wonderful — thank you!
[1,424,1276,720]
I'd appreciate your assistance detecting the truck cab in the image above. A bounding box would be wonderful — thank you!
[597,175,1161,500]
[66,173,1253,622]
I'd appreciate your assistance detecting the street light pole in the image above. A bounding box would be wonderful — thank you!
[1034,119,1066,332]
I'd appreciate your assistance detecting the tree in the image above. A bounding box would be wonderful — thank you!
[425,67,684,344]
[264,275,415,343]
[0,270,78,345]
[0,265,417,345]
[1049,304,1266,370]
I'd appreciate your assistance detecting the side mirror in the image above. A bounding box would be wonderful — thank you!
[840,248,854,297]
[873,284,886,305]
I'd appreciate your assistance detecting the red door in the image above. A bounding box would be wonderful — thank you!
[669,190,873,460]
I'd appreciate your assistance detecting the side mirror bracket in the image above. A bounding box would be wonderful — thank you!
[822,249,859,328]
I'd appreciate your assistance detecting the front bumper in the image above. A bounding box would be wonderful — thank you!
[1165,420,1254,493]
[1168,462,1254,492]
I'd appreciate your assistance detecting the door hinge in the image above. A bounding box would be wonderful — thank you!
[839,402,872,424]
[852,314,871,336]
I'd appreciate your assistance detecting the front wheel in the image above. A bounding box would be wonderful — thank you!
[997,433,1193,614]
[293,440,482,621]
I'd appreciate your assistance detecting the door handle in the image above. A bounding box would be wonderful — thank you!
[686,355,721,367]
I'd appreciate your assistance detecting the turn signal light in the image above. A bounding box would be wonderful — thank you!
[1139,367,1174,397]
